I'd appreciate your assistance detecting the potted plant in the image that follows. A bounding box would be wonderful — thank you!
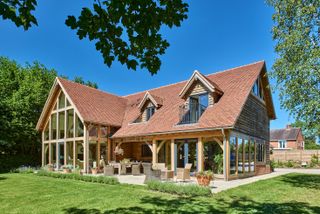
[62,165,72,173]
[196,170,213,186]
[213,153,224,179]
[91,167,98,175]
[46,164,54,172]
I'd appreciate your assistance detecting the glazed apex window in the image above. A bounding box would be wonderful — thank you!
[229,137,237,175]
[252,78,264,100]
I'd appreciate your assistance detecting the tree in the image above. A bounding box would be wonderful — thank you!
[267,0,320,135]
[0,0,189,75]
[291,120,320,149]
[0,57,98,156]
[74,76,98,89]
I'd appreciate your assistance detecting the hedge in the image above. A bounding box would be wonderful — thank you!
[146,180,212,197]
[36,170,119,185]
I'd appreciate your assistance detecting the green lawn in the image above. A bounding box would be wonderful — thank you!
[0,173,319,213]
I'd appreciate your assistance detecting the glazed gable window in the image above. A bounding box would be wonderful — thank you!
[146,106,155,121]
[252,78,264,101]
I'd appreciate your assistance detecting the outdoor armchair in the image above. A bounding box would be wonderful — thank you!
[176,163,192,181]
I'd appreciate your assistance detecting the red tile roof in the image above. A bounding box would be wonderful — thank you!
[270,128,301,141]
[113,61,269,137]
[58,78,127,127]
[40,61,273,137]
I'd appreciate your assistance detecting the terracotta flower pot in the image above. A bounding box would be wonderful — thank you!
[91,169,98,175]
[48,167,54,172]
[197,175,212,186]
[63,168,71,173]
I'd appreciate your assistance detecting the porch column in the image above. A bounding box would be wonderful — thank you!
[56,142,59,170]
[73,140,76,168]
[84,125,89,173]
[152,139,158,165]
[184,143,189,166]
[107,126,111,162]
[41,132,45,167]
[197,137,204,172]
[223,130,229,181]
[170,139,176,172]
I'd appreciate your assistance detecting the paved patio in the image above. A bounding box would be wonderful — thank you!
[110,168,320,193]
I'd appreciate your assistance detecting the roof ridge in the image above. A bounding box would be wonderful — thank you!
[123,60,265,98]
[57,77,127,102]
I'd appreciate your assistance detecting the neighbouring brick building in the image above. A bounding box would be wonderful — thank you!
[270,125,305,150]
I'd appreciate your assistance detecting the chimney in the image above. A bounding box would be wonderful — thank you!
[286,124,292,129]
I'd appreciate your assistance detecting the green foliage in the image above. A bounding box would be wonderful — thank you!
[267,0,320,134]
[0,57,57,155]
[65,0,188,75]
[0,154,40,173]
[10,166,36,174]
[146,180,212,197]
[310,154,319,167]
[1,1,189,75]
[291,120,320,150]
[272,159,320,168]
[74,76,98,89]
[36,170,119,185]
[0,0,38,30]
[213,153,223,174]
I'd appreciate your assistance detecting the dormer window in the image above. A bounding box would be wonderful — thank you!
[252,78,264,100]
[178,70,222,125]
[146,105,156,121]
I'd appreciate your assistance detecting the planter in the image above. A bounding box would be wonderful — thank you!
[91,168,98,175]
[47,167,54,172]
[63,168,71,173]
[196,175,213,186]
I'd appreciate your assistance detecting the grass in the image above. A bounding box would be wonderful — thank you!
[0,173,320,213]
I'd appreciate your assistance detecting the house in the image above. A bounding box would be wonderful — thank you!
[36,61,276,181]
[270,125,305,150]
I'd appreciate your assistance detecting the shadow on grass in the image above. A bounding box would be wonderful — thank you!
[63,195,320,214]
[0,176,7,181]
[280,173,320,190]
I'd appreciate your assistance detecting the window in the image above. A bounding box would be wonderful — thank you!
[278,140,286,149]
[230,137,237,175]
[75,114,84,137]
[50,113,57,140]
[66,109,74,138]
[44,123,49,141]
[244,139,250,172]
[141,144,152,157]
[238,138,243,174]
[250,140,255,172]
[58,93,65,109]
[146,106,155,121]
[256,142,265,163]
[58,111,65,139]
[252,78,264,100]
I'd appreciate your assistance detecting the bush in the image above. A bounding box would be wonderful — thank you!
[11,166,37,174]
[0,155,40,173]
[310,154,319,167]
[146,180,212,197]
[36,170,119,185]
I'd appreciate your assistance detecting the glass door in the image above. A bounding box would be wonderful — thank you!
[58,142,64,169]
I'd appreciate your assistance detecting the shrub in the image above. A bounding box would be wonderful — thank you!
[11,166,37,174]
[310,154,319,167]
[146,180,212,197]
[36,170,119,185]
[285,160,294,168]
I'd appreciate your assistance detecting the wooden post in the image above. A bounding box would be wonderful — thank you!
[97,125,101,167]
[84,125,88,173]
[223,130,229,181]
[197,137,204,172]
[107,126,111,162]
[64,142,67,166]
[165,141,170,166]
[41,131,45,166]
[152,139,158,165]
[171,139,175,172]
[73,140,76,168]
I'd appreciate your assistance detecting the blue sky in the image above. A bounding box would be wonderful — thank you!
[0,0,294,129]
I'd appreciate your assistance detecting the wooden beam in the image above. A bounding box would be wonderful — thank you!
[197,137,204,171]
[97,125,101,167]
[107,126,111,162]
[41,131,45,166]
[156,140,166,154]
[152,139,157,165]
[213,137,224,150]
[171,139,175,171]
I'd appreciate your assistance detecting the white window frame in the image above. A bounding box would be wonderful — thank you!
[278,140,287,149]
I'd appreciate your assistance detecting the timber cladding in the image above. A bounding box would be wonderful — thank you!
[234,94,269,141]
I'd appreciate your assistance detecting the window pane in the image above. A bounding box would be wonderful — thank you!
[100,127,108,138]
[51,143,56,165]
[75,141,84,169]
[66,141,73,165]
[66,98,71,107]
[89,126,98,137]
[230,136,237,175]
[250,140,255,172]
[244,139,249,172]
[58,93,65,109]
[66,109,74,138]
[238,138,243,174]
[199,93,208,107]
[50,114,57,140]
[58,111,65,139]
[44,122,49,141]
[75,114,84,137]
